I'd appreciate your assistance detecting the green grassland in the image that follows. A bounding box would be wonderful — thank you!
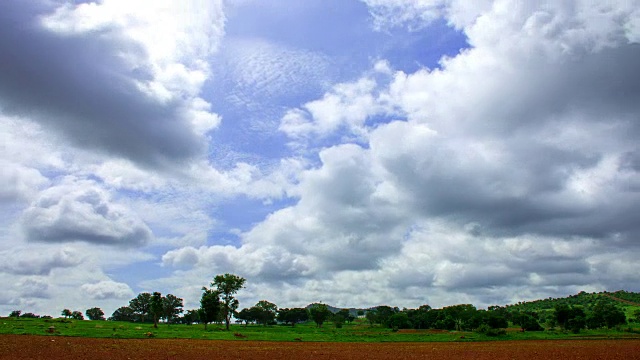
[1,317,639,342]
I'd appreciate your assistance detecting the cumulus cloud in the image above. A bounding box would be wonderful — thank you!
[0,160,48,203]
[159,0,640,308]
[81,280,134,300]
[0,0,224,168]
[0,247,82,276]
[21,178,152,247]
[16,278,51,299]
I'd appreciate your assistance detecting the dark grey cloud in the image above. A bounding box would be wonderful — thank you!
[0,1,205,168]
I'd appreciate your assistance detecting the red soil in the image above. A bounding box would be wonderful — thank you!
[1,335,639,360]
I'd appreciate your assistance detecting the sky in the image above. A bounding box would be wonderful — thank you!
[1,0,640,317]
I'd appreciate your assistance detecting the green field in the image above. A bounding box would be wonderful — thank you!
[2,317,639,342]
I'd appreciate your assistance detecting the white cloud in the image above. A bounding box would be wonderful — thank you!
[0,247,82,276]
[81,280,134,300]
[21,178,153,247]
[156,0,640,308]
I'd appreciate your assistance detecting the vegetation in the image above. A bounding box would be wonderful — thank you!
[4,274,640,342]
[1,316,638,342]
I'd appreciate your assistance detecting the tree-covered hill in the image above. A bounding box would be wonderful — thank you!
[504,290,640,313]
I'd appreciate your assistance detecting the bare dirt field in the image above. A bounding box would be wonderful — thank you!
[1,335,639,360]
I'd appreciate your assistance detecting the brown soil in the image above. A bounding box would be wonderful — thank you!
[1,335,639,360]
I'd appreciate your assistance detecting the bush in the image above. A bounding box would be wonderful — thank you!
[476,324,506,337]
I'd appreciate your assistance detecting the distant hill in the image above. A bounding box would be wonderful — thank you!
[304,290,640,316]
[504,290,640,313]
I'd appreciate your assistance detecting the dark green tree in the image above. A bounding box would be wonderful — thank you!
[71,310,84,320]
[254,300,278,326]
[308,303,331,328]
[236,307,259,327]
[150,292,163,328]
[129,292,152,323]
[20,312,40,318]
[85,307,105,321]
[277,308,308,327]
[162,294,184,324]
[375,306,398,327]
[199,287,221,330]
[512,312,544,331]
[109,306,135,322]
[181,309,201,325]
[365,309,378,326]
[61,309,72,319]
[9,310,21,318]
[442,304,477,331]
[591,301,626,329]
[210,273,246,330]
[554,303,571,329]
[388,312,412,329]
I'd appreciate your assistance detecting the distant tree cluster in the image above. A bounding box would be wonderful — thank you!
[108,291,185,328]
[6,282,635,335]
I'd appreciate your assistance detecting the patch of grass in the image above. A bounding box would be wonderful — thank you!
[1,317,639,342]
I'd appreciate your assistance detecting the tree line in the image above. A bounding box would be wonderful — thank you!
[7,275,639,334]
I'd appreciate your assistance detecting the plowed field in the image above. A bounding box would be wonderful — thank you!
[1,335,639,359]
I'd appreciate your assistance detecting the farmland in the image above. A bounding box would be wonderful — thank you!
[1,335,640,360]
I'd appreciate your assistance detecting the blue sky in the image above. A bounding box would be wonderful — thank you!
[1,0,640,316]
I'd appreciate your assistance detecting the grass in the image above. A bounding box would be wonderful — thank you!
[1,317,639,342]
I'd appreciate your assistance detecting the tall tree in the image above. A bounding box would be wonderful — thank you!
[211,273,246,330]
[255,300,278,326]
[9,310,21,318]
[150,292,163,328]
[162,294,184,325]
[199,288,221,330]
[129,292,152,323]
[85,307,105,321]
[308,303,331,328]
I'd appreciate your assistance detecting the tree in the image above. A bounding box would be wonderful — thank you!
[254,300,278,326]
[236,307,258,327]
[162,294,184,325]
[337,309,355,323]
[110,306,135,322]
[71,311,84,320]
[512,312,544,331]
[85,307,105,321]
[210,273,246,330]
[199,287,222,330]
[441,304,477,331]
[375,306,398,327]
[20,312,39,318]
[277,308,308,327]
[589,301,626,329]
[129,292,152,323]
[365,309,378,326]
[554,303,571,329]
[9,310,21,318]
[388,312,412,329]
[61,309,72,319]
[308,303,331,328]
[150,292,163,328]
[182,309,201,325]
